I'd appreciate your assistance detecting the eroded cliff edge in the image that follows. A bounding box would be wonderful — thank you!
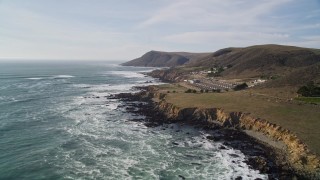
[137,87,320,178]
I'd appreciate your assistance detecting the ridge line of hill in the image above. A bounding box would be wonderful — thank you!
[122,44,320,86]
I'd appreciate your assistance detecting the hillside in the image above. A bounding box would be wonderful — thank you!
[264,62,320,87]
[123,44,320,87]
[121,50,210,67]
[188,44,320,79]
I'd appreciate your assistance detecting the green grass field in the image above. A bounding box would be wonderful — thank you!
[155,84,320,155]
[295,97,320,104]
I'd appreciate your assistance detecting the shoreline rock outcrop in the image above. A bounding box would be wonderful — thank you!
[117,87,320,179]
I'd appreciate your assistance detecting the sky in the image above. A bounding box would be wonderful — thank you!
[0,0,319,61]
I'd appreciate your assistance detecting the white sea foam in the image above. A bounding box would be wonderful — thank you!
[73,84,90,88]
[137,67,165,73]
[105,71,146,78]
[50,67,267,179]
[105,103,120,110]
[26,77,44,80]
[52,75,75,79]
[26,75,74,80]
[74,82,164,96]
[74,83,134,92]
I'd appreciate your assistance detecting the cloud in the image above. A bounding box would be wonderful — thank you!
[306,9,320,19]
[138,0,292,28]
[290,23,320,31]
[284,36,320,48]
[162,31,291,51]
[164,31,290,44]
[137,0,320,51]
[0,4,129,46]
[0,0,319,60]
[0,2,141,60]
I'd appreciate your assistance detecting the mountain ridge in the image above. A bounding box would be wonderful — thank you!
[122,44,320,86]
[188,44,320,78]
[121,50,210,67]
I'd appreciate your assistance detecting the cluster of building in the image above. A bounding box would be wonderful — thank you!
[184,79,237,91]
[185,79,200,84]
[184,77,268,92]
[248,79,267,87]
[190,67,227,76]
[184,68,268,91]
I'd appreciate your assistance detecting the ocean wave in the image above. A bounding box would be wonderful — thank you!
[47,67,267,179]
[137,67,164,73]
[104,71,146,78]
[73,83,138,94]
[105,103,120,110]
[25,75,74,80]
[54,98,268,179]
[74,82,164,97]
[52,75,75,79]
[26,77,44,80]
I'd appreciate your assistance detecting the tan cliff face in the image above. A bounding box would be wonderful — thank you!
[148,69,183,82]
[144,90,320,176]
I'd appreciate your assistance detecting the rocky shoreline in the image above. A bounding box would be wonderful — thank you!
[109,86,315,179]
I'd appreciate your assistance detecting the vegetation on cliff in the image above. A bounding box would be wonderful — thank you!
[233,83,248,91]
[297,81,320,97]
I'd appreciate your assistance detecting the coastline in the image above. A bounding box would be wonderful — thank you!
[112,84,320,179]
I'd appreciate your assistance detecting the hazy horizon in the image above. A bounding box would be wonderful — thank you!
[0,0,319,61]
[0,58,127,62]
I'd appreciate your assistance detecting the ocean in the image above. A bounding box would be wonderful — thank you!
[0,61,268,179]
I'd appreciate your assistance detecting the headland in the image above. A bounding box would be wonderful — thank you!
[120,44,320,179]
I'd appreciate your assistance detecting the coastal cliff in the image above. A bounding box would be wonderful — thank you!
[147,69,183,82]
[143,90,320,178]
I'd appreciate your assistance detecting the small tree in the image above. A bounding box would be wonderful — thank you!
[297,81,320,97]
[200,89,204,93]
[192,90,197,93]
[218,67,224,73]
[233,83,248,91]
[205,89,209,93]
[297,86,310,96]
[185,89,192,93]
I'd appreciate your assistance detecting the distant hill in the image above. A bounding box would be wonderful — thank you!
[121,50,210,67]
[123,44,320,87]
[188,44,320,79]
